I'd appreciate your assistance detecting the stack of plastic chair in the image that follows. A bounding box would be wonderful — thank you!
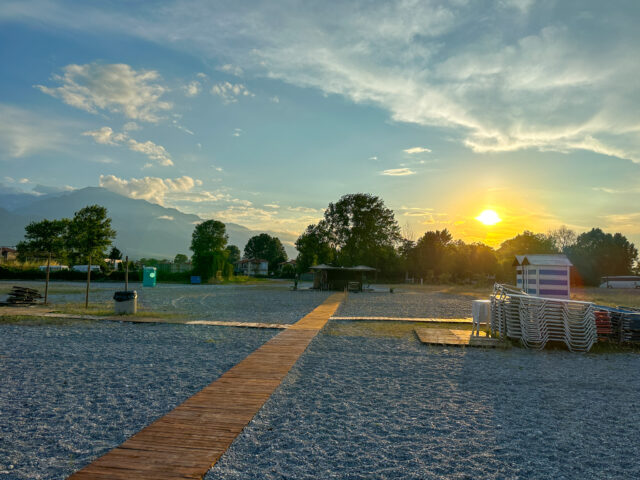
[490,283,598,351]
[562,302,597,352]
[518,296,549,350]
[594,310,613,340]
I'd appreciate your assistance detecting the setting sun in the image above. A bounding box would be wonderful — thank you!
[475,209,502,226]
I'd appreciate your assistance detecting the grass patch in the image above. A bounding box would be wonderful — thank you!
[0,315,97,326]
[571,287,640,309]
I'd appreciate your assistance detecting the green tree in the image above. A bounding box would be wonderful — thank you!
[319,193,401,269]
[107,246,122,271]
[411,229,454,281]
[66,205,116,308]
[174,253,189,264]
[190,220,229,281]
[224,245,241,265]
[566,228,638,285]
[16,218,69,304]
[244,234,287,273]
[496,230,558,281]
[549,225,577,252]
[295,223,335,273]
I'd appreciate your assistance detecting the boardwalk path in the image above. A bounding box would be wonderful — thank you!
[68,293,343,480]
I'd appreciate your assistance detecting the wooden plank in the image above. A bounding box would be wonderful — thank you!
[331,316,474,323]
[68,292,343,480]
[415,327,502,348]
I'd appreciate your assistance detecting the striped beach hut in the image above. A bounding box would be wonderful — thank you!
[513,254,572,299]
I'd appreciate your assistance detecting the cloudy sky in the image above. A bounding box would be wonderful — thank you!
[1,0,640,246]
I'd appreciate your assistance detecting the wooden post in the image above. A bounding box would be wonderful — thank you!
[125,255,129,291]
[85,254,91,309]
[44,251,51,305]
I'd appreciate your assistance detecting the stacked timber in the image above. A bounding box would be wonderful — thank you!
[2,286,42,305]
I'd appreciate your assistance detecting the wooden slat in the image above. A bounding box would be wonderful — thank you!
[331,316,474,323]
[68,293,344,480]
[415,327,503,347]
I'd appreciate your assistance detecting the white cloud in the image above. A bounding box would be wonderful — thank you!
[183,81,201,97]
[211,82,254,103]
[219,64,243,76]
[270,96,280,103]
[404,147,431,154]
[287,206,320,213]
[381,168,415,176]
[368,156,378,161]
[99,174,200,204]
[127,139,173,166]
[18,178,29,184]
[232,128,243,137]
[123,121,140,131]
[11,2,640,162]
[157,215,174,220]
[36,63,171,122]
[0,104,72,158]
[83,126,173,166]
[83,126,124,145]
[264,203,280,208]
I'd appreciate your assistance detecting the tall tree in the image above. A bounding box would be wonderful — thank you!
[224,245,241,265]
[174,253,189,264]
[190,220,229,281]
[16,218,69,304]
[244,234,287,273]
[108,246,122,269]
[411,229,454,280]
[549,225,577,252]
[496,230,558,281]
[295,223,335,273]
[566,228,638,285]
[66,205,116,308]
[319,193,401,269]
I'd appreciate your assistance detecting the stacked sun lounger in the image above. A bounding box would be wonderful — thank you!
[1,286,42,305]
[599,307,640,343]
[491,283,597,352]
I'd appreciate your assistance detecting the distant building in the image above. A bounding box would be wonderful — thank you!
[278,259,297,272]
[0,247,17,263]
[38,265,69,272]
[71,265,102,273]
[235,258,268,276]
[513,254,572,299]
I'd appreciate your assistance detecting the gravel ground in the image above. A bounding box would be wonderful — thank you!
[207,323,640,480]
[0,281,330,324]
[337,288,475,318]
[0,321,277,480]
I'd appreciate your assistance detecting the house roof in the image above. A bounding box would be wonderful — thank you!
[1,247,17,254]
[513,254,573,267]
[235,258,268,265]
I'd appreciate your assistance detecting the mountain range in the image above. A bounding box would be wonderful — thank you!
[0,187,298,259]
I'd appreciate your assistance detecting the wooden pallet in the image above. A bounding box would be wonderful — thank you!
[415,328,503,348]
[68,293,344,480]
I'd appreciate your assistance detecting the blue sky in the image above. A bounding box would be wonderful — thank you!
[1,0,640,248]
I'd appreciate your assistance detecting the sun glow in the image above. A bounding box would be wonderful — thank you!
[475,209,502,226]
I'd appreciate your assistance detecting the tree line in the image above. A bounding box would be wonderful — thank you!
[295,193,639,286]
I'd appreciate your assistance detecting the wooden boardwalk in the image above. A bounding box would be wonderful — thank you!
[415,328,503,348]
[331,315,473,323]
[68,293,344,480]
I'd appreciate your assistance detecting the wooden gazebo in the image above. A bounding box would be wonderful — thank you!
[309,264,376,291]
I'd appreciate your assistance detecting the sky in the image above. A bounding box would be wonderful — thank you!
[1,0,640,248]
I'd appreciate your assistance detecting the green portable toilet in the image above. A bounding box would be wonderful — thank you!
[143,266,157,287]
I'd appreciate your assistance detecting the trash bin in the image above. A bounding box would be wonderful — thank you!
[114,290,137,315]
[143,267,157,287]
